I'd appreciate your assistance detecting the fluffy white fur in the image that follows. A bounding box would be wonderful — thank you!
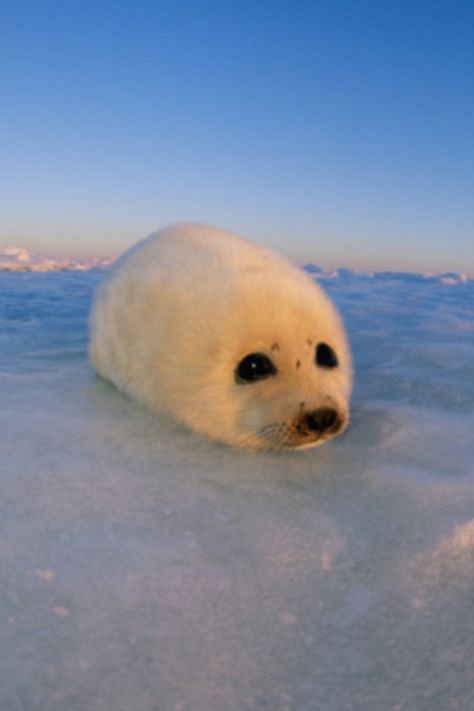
[89,224,352,450]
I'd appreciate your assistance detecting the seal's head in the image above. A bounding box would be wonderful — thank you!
[152,258,352,451]
[90,224,352,450]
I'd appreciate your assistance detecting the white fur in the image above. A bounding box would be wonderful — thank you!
[89,224,352,450]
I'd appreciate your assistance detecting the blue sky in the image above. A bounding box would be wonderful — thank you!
[1,0,473,274]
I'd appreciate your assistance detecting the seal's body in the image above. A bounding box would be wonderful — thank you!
[90,224,352,450]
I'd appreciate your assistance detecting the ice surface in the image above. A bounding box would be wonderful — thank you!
[1,269,473,711]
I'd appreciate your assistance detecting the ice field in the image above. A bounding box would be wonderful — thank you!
[1,267,473,710]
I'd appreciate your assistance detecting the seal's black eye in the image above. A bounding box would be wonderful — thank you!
[235,353,277,383]
[316,342,338,368]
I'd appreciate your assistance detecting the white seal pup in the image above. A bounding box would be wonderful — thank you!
[89,224,352,450]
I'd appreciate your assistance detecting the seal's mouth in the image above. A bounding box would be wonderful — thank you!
[257,412,348,451]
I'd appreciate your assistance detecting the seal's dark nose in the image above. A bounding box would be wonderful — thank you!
[305,408,339,434]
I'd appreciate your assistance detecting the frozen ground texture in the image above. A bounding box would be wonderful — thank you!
[1,267,473,711]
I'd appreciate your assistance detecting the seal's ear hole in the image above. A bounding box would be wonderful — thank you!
[235,353,277,384]
[315,342,338,369]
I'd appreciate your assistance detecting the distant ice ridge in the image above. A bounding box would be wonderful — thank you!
[0,246,113,272]
[0,246,470,283]
[303,264,471,285]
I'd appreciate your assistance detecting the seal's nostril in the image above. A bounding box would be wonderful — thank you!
[306,408,338,433]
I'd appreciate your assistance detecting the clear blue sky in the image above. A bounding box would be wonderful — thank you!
[1,0,473,274]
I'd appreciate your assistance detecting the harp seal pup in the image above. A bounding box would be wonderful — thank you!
[89,224,352,450]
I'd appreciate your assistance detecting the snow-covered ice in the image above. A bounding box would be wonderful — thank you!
[1,267,473,710]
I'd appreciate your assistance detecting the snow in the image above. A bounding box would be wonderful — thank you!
[1,267,473,710]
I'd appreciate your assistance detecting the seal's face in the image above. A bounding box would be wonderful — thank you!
[226,333,350,450]
[233,342,348,450]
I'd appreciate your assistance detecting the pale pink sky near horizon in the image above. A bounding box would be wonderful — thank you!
[2,222,472,277]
